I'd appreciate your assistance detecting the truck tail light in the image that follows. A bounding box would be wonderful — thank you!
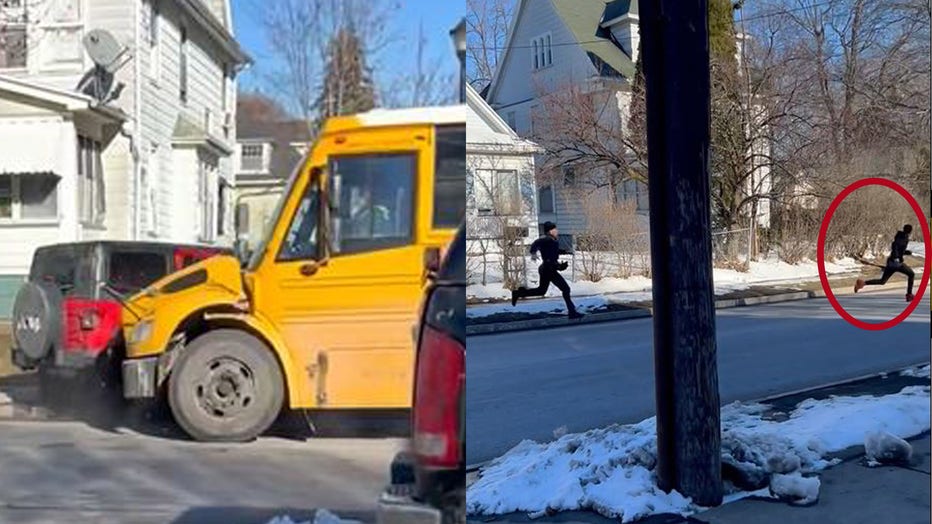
[412,323,464,468]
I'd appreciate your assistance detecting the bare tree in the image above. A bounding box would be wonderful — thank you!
[577,196,650,281]
[253,0,398,123]
[466,0,513,91]
[381,19,457,108]
[531,79,648,203]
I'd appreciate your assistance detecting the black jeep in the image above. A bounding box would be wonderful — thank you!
[11,241,229,404]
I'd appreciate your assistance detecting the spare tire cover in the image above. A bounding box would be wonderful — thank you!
[12,282,61,360]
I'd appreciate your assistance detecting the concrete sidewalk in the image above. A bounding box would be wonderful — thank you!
[701,435,930,524]
[466,436,931,524]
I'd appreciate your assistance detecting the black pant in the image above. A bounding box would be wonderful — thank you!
[515,263,577,314]
[866,262,914,295]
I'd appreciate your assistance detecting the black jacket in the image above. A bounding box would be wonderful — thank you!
[529,235,569,266]
[888,230,912,264]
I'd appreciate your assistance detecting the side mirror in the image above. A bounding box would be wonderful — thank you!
[235,203,250,236]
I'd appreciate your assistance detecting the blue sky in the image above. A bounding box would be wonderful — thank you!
[230,0,464,111]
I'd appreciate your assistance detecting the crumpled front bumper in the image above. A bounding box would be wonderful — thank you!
[376,485,442,524]
[122,355,158,398]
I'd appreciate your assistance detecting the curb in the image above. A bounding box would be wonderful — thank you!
[466,281,916,337]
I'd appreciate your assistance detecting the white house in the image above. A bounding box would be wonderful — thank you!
[466,82,540,287]
[0,0,249,316]
[485,0,770,250]
[234,118,311,249]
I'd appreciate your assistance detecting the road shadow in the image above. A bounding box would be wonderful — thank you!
[170,507,375,524]
[0,370,409,442]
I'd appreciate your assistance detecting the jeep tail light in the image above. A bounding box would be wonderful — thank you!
[412,323,464,468]
[62,298,122,354]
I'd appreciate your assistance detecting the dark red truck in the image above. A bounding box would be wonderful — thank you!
[10,241,229,403]
[378,224,465,524]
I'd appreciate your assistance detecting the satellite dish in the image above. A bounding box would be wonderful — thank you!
[83,29,127,74]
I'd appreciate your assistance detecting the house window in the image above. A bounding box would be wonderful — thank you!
[0,24,27,69]
[241,144,265,171]
[0,176,11,218]
[78,136,105,225]
[539,185,554,213]
[145,0,161,80]
[49,0,80,22]
[221,63,229,111]
[433,124,466,228]
[197,154,217,242]
[529,105,539,134]
[506,111,516,131]
[0,174,60,220]
[179,26,188,102]
[531,33,553,70]
[636,180,648,212]
[563,166,576,187]
[493,170,520,215]
[476,169,520,215]
[217,181,227,236]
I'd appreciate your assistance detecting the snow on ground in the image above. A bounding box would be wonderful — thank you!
[466,385,931,522]
[264,510,362,524]
[467,256,861,317]
[911,242,926,258]
[900,364,931,379]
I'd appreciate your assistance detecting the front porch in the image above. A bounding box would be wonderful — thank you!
[0,75,125,317]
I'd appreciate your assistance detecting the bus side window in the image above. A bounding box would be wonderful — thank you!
[433,124,465,228]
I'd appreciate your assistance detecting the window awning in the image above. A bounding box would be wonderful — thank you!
[0,119,69,175]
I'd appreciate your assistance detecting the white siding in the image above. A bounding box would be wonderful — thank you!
[0,225,67,275]
[490,0,597,111]
[137,0,236,245]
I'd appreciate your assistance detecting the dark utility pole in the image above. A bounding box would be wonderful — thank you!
[640,0,723,507]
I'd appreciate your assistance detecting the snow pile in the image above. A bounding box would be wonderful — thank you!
[466,385,930,521]
[264,510,361,524]
[266,517,309,524]
[864,431,913,467]
[900,364,931,379]
[768,473,820,505]
[911,243,925,258]
[467,256,860,303]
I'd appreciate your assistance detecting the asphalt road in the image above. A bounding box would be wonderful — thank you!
[0,419,400,523]
[466,288,930,465]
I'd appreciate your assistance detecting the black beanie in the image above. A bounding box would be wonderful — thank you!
[904,224,913,233]
[543,221,557,233]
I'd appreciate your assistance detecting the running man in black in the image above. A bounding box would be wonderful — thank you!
[511,221,583,319]
[855,224,915,302]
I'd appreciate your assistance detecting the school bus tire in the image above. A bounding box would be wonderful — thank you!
[168,329,284,442]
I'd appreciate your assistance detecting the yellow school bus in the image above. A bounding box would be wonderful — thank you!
[120,105,465,441]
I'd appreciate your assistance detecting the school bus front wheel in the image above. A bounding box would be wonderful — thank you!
[167,329,284,442]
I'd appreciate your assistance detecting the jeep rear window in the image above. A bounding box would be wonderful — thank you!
[29,246,95,297]
[107,252,169,295]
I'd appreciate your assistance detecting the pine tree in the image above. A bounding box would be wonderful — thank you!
[708,0,744,232]
[627,40,647,163]
[313,27,377,134]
